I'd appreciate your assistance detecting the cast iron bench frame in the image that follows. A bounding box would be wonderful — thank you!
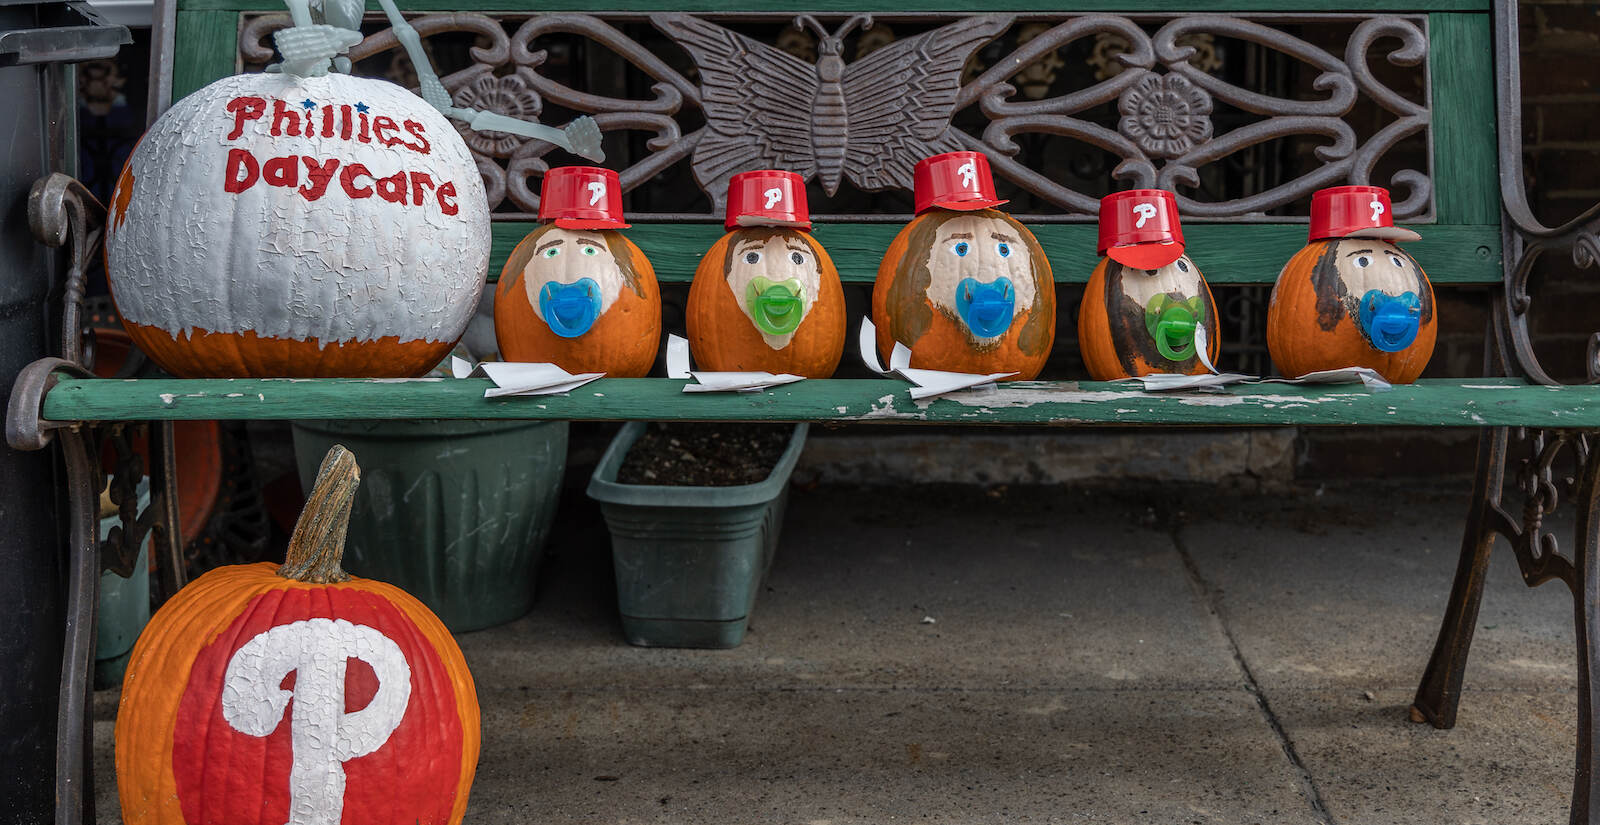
[10,0,1600,821]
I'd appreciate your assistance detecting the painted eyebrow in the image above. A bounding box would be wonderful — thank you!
[941,232,974,241]
[785,242,809,253]
[574,237,604,247]
[734,239,766,252]
[1345,248,1375,257]
[989,232,1018,243]
[535,238,565,253]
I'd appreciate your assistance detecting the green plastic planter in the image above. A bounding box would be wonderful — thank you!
[587,422,807,649]
[291,419,567,632]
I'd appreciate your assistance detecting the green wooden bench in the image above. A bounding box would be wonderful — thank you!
[11,0,1600,821]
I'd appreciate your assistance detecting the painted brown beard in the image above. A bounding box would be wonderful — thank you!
[1103,259,1203,374]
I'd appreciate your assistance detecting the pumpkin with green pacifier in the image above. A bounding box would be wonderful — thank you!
[687,170,845,378]
[1079,189,1219,380]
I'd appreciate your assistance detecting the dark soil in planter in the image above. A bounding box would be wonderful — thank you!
[616,423,792,486]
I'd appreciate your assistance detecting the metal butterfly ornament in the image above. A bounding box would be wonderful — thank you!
[653,13,1013,209]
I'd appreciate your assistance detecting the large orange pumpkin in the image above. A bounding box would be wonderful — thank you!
[106,73,491,378]
[686,227,845,377]
[1267,238,1436,383]
[116,446,479,825]
[871,208,1054,378]
[494,223,661,375]
[1078,254,1220,380]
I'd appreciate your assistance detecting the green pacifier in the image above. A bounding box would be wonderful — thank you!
[1144,294,1207,362]
[746,277,806,336]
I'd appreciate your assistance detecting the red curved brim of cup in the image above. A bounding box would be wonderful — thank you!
[1322,226,1421,243]
[1107,240,1184,270]
[920,197,1008,215]
[554,217,631,230]
[729,215,812,232]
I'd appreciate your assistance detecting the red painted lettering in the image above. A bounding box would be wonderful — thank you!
[223,148,259,193]
[270,99,301,138]
[299,156,341,201]
[339,163,374,198]
[225,97,266,140]
[357,112,371,143]
[374,170,408,204]
[437,181,459,216]
[262,155,299,188]
[372,116,402,148]
[320,105,334,138]
[339,104,353,140]
[402,120,431,154]
[408,171,436,206]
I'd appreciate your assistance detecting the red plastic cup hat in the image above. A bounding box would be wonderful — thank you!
[539,166,629,230]
[913,151,1007,215]
[726,170,811,232]
[1309,185,1420,243]
[1098,189,1185,270]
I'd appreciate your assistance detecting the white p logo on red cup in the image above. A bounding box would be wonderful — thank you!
[1133,202,1158,229]
[764,187,783,209]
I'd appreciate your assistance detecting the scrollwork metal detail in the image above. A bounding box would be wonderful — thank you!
[239,11,1434,222]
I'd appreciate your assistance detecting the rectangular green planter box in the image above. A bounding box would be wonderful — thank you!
[587,422,808,649]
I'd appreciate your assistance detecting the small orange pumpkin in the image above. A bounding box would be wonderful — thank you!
[116,446,479,825]
[871,208,1054,378]
[1078,254,1220,380]
[1267,238,1436,383]
[686,227,845,377]
[493,223,661,376]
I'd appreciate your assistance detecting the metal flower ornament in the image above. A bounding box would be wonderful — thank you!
[270,0,604,161]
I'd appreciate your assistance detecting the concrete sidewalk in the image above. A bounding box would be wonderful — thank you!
[93,481,1580,824]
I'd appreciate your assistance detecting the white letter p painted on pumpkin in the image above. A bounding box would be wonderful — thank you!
[221,618,412,825]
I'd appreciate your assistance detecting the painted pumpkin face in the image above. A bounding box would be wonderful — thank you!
[494,223,661,376]
[106,72,490,378]
[872,208,1055,379]
[1078,254,1220,380]
[1267,238,1436,383]
[686,228,846,377]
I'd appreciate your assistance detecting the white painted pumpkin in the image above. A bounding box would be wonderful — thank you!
[106,72,490,377]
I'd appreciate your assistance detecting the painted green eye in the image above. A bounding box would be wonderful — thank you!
[582,245,598,256]
[542,248,559,258]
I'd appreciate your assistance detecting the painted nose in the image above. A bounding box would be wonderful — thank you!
[1358,290,1421,353]
[956,277,1015,339]
[539,278,602,338]
[746,277,806,336]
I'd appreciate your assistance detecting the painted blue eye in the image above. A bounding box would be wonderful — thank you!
[952,242,969,257]
[996,242,1010,258]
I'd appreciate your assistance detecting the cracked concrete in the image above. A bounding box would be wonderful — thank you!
[90,480,1578,823]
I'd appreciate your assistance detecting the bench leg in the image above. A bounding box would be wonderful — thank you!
[1571,439,1600,825]
[1411,426,1507,729]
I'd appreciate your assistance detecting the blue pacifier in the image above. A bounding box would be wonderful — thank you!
[955,277,1016,339]
[1357,290,1421,353]
[538,278,602,338]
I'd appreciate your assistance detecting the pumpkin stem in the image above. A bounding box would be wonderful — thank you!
[279,444,360,584]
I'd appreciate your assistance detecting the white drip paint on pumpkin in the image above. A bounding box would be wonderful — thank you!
[106,72,490,345]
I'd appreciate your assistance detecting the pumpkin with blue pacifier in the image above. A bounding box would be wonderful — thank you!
[686,170,846,378]
[872,151,1055,379]
[494,166,661,376]
[1078,189,1219,380]
[1266,185,1435,384]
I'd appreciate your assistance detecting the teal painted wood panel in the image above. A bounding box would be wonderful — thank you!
[181,0,1490,12]
[172,10,238,100]
[491,222,1502,285]
[1429,13,1500,225]
[42,377,1599,428]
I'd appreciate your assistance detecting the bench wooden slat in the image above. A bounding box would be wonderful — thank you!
[490,223,1503,285]
[42,377,1599,428]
